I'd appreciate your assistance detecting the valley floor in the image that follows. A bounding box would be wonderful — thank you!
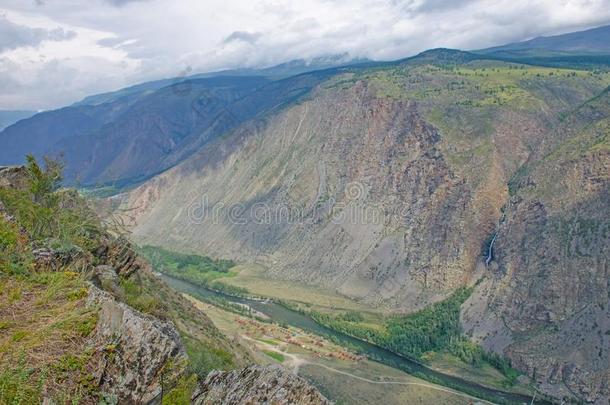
[186,296,482,405]
[212,264,536,399]
[221,263,384,315]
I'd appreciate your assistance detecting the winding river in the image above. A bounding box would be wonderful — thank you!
[160,274,550,405]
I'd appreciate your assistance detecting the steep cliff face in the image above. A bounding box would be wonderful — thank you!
[461,90,610,403]
[123,81,472,309]
[122,61,610,311]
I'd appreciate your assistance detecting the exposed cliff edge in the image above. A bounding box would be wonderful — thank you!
[0,165,328,404]
[86,285,187,403]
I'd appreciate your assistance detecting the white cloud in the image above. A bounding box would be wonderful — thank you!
[1,0,610,109]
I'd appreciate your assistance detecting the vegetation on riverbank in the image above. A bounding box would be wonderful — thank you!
[310,287,519,385]
[138,245,248,295]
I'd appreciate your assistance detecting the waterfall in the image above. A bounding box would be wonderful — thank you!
[485,231,498,266]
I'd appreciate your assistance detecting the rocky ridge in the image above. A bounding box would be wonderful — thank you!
[192,365,331,405]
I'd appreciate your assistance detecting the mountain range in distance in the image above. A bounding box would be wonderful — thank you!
[0,110,36,132]
[476,23,610,57]
[1,24,608,188]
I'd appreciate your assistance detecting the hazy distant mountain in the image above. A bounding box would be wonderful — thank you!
[0,76,273,186]
[202,54,371,78]
[0,67,340,186]
[477,24,610,57]
[0,110,36,131]
[74,55,369,107]
[0,55,367,186]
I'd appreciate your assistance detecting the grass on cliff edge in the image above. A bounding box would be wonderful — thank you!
[0,157,104,403]
[0,272,99,404]
[0,157,249,404]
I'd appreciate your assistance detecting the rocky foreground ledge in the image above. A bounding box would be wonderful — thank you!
[192,365,330,405]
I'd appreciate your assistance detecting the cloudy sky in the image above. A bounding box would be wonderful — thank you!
[1,0,610,110]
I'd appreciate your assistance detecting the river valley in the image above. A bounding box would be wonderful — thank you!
[160,274,550,405]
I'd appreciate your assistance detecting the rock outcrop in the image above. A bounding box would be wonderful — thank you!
[87,285,188,404]
[0,165,28,189]
[191,365,330,405]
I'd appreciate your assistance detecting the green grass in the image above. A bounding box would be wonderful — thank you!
[0,273,100,403]
[118,276,167,317]
[255,338,279,346]
[139,245,248,295]
[183,336,236,376]
[263,350,285,363]
[0,355,43,405]
[162,374,198,405]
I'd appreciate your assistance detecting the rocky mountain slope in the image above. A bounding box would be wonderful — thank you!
[0,164,327,404]
[462,87,610,402]
[0,58,366,188]
[118,53,610,402]
[0,76,271,186]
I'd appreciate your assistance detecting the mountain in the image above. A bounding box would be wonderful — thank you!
[58,75,273,186]
[117,49,610,402]
[0,76,274,186]
[462,87,610,403]
[0,110,36,131]
[0,58,360,187]
[476,24,610,61]
[74,55,368,107]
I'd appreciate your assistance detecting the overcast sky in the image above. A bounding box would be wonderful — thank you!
[1,0,610,110]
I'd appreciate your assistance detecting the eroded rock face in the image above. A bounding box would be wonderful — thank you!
[462,92,610,403]
[191,365,330,405]
[94,236,146,278]
[86,286,188,404]
[122,83,475,310]
[0,166,28,190]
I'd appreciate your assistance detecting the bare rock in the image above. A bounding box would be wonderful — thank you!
[0,165,28,190]
[191,365,330,405]
[89,264,121,294]
[32,244,88,272]
[86,285,187,404]
[94,236,146,277]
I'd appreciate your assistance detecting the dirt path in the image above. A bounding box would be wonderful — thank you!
[302,361,496,404]
[243,335,496,405]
